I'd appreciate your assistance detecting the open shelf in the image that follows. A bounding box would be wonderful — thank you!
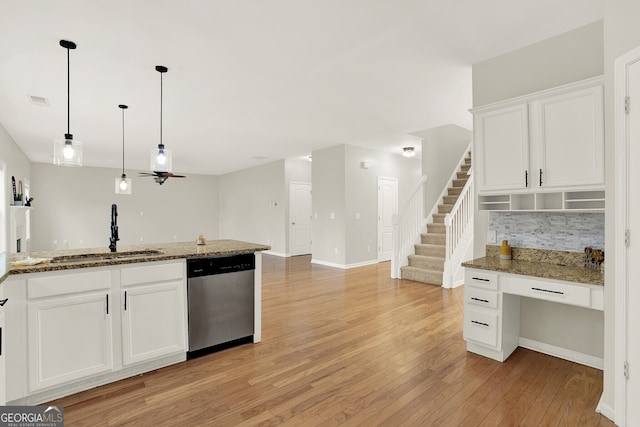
[478,189,605,212]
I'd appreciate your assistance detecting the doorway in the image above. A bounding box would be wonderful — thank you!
[614,46,640,426]
[289,182,312,256]
[377,177,398,262]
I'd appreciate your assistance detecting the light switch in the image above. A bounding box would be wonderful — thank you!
[487,229,497,244]
[330,213,335,219]
[355,212,361,219]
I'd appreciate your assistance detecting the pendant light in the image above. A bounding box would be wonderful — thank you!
[150,65,172,172]
[53,40,83,166]
[115,104,132,194]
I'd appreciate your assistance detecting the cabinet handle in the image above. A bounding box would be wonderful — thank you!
[471,320,490,327]
[531,287,564,295]
[472,277,490,282]
[539,169,543,186]
[106,294,109,315]
[470,297,490,303]
[124,291,128,311]
[525,170,528,188]
[0,298,8,307]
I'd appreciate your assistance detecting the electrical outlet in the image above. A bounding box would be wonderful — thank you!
[334,248,339,254]
[487,229,497,244]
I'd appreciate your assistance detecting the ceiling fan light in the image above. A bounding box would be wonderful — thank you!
[53,135,83,166]
[115,174,132,194]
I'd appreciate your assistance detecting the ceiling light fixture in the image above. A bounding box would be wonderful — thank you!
[403,147,416,158]
[115,104,132,194]
[53,40,82,166]
[150,65,172,172]
[140,65,186,185]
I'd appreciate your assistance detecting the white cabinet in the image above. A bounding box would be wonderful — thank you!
[473,77,604,195]
[120,261,187,366]
[529,85,604,189]
[474,104,530,192]
[26,271,113,391]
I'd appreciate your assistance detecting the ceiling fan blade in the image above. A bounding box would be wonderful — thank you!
[138,172,156,177]
[167,173,186,178]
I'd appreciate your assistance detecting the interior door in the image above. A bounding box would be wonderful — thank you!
[377,177,398,262]
[625,57,640,427]
[290,182,312,256]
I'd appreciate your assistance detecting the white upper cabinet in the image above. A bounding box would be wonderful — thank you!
[474,104,530,192]
[472,77,604,195]
[529,85,604,189]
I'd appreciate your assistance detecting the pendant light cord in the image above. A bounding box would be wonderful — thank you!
[122,107,125,175]
[160,71,163,146]
[66,46,70,135]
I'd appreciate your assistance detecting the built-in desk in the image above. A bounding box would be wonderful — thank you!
[461,256,604,368]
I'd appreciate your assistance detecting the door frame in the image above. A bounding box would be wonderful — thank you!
[289,181,312,257]
[377,176,398,262]
[613,45,640,426]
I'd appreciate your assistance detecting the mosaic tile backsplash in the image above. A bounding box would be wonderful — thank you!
[488,212,604,252]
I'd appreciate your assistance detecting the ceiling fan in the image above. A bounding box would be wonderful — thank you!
[139,171,186,185]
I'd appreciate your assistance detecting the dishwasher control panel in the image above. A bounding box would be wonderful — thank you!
[187,253,255,278]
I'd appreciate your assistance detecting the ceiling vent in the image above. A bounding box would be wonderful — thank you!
[29,95,50,106]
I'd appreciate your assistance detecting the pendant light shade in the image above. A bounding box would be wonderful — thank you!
[115,104,132,194]
[53,40,83,166]
[150,65,172,172]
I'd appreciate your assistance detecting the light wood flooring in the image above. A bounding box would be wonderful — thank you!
[50,255,614,426]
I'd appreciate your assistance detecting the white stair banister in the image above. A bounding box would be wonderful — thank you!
[443,170,474,288]
[392,175,427,278]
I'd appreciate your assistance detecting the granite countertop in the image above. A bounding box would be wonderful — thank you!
[461,246,604,286]
[7,240,271,275]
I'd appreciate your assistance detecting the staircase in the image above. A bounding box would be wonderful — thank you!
[400,153,472,286]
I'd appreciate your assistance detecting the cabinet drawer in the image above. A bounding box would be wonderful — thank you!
[466,287,499,309]
[121,260,185,286]
[465,270,498,291]
[464,309,499,348]
[27,270,112,299]
[501,275,591,308]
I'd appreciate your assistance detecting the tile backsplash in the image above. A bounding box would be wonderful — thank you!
[488,212,604,252]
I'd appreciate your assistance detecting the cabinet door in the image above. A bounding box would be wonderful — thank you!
[474,103,530,193]
[121,281,186,366]
[530,85,604,189]
[0,310,5,405]
[28,292,113,391]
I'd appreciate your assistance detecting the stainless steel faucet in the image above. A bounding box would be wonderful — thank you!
[109,203,119,252]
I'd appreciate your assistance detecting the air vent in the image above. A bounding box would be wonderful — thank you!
[29,95,50,106]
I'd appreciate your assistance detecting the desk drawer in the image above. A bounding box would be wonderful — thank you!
[466,287,499,309]
[502,276,591,308]
[464,309,499,348]
[465,270,498,291]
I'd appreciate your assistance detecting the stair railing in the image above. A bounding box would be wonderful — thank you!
[391,175,427,278]
[443,167,474,288]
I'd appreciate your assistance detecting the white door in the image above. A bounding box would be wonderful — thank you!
[377,177,398,262]
[625,56,640,427]
[290,182,312,256]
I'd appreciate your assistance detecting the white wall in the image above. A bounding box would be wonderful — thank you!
[30,163,218,251]
[471,21,605,365]
[218,160,285,254]
[311,144,421,267]
[0,123,31,251]
[602,0,640,416]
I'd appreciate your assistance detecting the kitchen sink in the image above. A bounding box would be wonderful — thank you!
[50,249,163,264]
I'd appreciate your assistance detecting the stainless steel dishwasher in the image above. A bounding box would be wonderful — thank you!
[186,254,255,358]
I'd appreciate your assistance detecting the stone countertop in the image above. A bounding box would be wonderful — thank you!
[461,256,604,286]
[7,240,271,275]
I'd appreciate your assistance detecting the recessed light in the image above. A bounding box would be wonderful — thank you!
[29,95,50,106]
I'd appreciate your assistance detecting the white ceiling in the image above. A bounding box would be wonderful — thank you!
[0,0,603,175]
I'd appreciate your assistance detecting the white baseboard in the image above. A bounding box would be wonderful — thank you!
[263,250,288,258]
[518,337,604,370]
[345,260,378,269]
[596,394,616,423]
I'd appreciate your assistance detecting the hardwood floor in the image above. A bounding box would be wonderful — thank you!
[50,255,614,426]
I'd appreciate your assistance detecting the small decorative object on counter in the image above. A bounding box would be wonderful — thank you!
[197,235,206,245]
[499,240,512,260]
[584,247,604,272]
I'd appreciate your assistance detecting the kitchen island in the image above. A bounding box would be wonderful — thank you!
[1,239,269,406]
